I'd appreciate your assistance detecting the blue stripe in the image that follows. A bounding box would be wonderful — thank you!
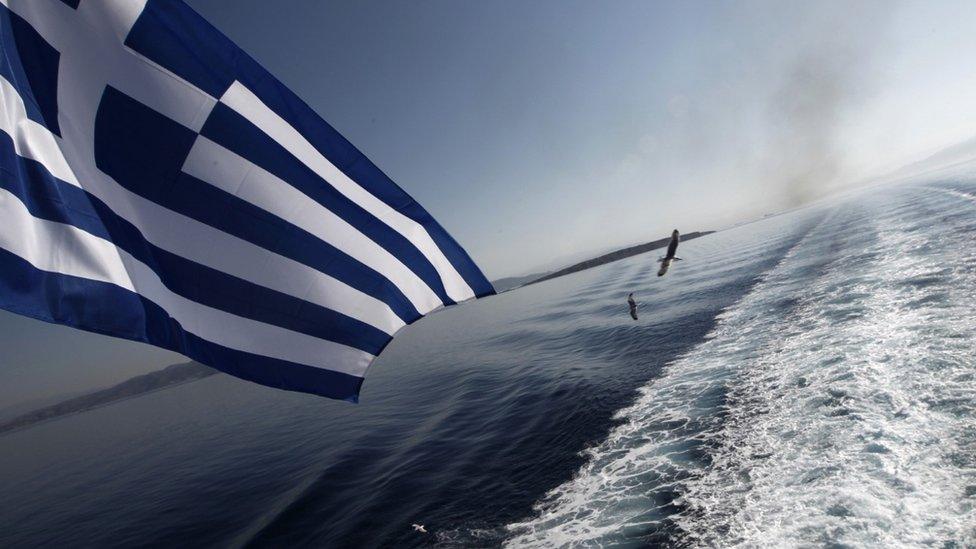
[124,0,494,297]
[93,86,422,323]
[124,0,234,99]
[201,103,457,307]
[0,247,365,401]
[0,3,61,135]
[0,129,392,356]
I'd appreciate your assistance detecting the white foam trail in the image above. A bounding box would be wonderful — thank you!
[676,191,976,546]
[504,212,831,547]
[505,187,976,547]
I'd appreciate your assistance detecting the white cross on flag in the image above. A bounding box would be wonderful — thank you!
[0,0,494,401]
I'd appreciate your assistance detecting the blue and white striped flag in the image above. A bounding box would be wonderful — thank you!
[0,0,493,401]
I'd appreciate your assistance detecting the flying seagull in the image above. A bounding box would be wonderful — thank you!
[412,524,428,534]
[627,293,638,320]
[657,230,682,277]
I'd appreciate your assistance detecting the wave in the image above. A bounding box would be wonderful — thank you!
[505,185,976,547]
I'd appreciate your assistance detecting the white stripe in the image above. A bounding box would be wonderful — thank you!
[183,136,443,314]
[0,75,404,336]
[220,81,477,302]
[0,187,373,377]
[0,76,78,186]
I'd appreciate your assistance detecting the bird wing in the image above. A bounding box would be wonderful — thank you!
[666,233,680,259]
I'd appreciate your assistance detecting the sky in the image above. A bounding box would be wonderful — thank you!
[5,0,976,406]
[186,0,976,278]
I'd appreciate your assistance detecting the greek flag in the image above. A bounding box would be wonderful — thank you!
[0,0,493,402]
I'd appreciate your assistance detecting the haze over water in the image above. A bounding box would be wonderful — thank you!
[2,181,975,547]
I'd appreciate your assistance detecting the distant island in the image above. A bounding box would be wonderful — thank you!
[492,230,714,291]
[4,232,715,433]
[0,361,216,434]
[491,272,551,293]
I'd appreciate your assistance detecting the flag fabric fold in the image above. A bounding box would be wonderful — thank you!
[0,0,493,402]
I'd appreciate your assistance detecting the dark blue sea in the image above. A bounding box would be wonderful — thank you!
[2,183,975,547]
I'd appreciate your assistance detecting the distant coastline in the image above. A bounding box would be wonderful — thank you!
[0,362,216,435]
[492,230,714,292]
[5,232,714,434]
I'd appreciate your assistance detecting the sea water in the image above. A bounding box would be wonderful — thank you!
[1,183,974,547]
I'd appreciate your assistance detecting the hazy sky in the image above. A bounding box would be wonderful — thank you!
[5,0,976,406]
[186,0,976,278]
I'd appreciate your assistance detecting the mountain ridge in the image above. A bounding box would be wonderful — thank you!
[491,230,714,290]
[0,361,216,435]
